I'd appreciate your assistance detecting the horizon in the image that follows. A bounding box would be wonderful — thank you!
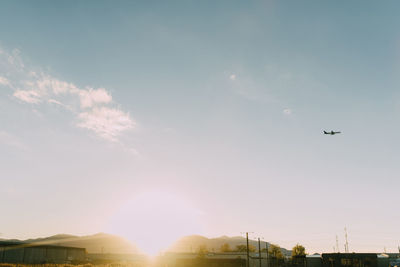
[2,0,400,257]
[0,232,393,255]
[0,232,331,255]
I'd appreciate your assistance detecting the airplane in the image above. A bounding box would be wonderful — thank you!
[324,130,341,135]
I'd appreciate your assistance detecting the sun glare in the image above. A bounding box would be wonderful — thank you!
[108,191,204,256]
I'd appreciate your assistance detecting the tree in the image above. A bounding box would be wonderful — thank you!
[220,243,232,252]
[234,244,256,252]
[291,244,306,258]
[268,244,284,259]
[235,245,247,252]
[248,245,256,252]
[197,245,208,259]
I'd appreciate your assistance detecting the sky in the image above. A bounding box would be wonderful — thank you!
[1,0,400,254]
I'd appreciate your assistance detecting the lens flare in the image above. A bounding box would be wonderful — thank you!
[108,191,204,256]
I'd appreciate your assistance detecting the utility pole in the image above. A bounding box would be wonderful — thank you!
[266,242,269,267]
[258,238,262,267]
[246,232,250,267]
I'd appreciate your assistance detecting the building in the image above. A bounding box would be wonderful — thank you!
[307,254,323,267]
[175,258,246,267]
[157,252,392,267]
[0,241,86,264]
[322,253,390,267]
[159,252,266,267]
[87,253,149,265]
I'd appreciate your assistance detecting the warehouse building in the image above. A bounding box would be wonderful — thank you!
[0,241,86,264]
[321,253,390,267]
[159,252,264,267]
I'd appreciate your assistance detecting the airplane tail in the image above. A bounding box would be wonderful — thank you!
[323,131,328,134]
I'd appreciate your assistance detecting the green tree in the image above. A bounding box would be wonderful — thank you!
[268,244,284,259]
[248,245,256,252]
[197,245,208,259]
[220,243,232,252]
[234,244,256,252]
[235,245,247,252]
[291,244,306,258]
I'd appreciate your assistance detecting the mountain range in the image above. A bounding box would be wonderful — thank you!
[0,233,291,256]
[168,235,291,256]
[0,233,139,254]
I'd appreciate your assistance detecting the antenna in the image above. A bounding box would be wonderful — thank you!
[344,227,349,253]
[336,235,340,253]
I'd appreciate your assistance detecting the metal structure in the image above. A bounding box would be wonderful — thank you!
[0,241,86,264]
[336,235,340,253]
[344,228,349,253]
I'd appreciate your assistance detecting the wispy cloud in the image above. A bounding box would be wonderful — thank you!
[77,107,135,142]
[225,70,273,102]
[283,108,292,115]
[47,99,74,111]
[0,76,10,87]
[78,87,112,108]
[225,66,316,114]
[34,74,77,94]
[0,46,134,142]
[13,89,42,104]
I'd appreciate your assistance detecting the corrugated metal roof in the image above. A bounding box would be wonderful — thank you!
[0,241,85,250]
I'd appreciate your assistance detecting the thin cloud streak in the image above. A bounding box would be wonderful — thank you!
[47,99,74,111]
[13,90,42,104]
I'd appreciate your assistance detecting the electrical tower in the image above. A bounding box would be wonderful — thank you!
[336,235,340,253]
[344,227,349,253]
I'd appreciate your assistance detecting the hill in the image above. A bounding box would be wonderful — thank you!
[1,233,290,256]
[167,235,291,256]
[1,233,139,254]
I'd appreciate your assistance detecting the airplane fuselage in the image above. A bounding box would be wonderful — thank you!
[324,130,341,135]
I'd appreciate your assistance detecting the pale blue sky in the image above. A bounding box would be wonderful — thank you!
[1,1,400,253]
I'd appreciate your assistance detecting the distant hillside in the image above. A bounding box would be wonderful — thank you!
[2,233,139,254]
[168,235,291,256]
[1,233,291,256]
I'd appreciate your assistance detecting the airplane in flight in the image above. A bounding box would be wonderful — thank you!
[324,130,341,135]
